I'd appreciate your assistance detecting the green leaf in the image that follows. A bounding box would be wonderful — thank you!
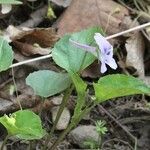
[0,37,13,72]
[0,110,46,140]
[69,71,87,119]
[94,74,150,103]
[26,70,71,98]
[0,0,22,4]
[52,27,103,72]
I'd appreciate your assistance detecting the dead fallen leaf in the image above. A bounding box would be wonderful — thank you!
[5,25,58,46]
[55,0,132,36]
[4,25,58,56]
[13,41,51,56]
[125,32,145,78]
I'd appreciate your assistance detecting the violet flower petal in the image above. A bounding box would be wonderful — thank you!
[105,57,117,69]
[101,62,107,73]
[69,39,97,56]
[94,33,117,73]
[94,33,112,54]
[69,33,117,73]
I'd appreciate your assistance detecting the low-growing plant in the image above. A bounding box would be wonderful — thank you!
[0,21,150,150]
[83,120,108,149]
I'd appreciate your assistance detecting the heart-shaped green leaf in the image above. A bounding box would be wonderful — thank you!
[26,70,71,98]
[0,37,13,72]
[0,110,46,140]
[94,74,150,103]
[52,27,103,72]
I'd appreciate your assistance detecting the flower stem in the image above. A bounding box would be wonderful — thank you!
[98,134,102,149]
[43,84,74,150]
[50,105,93,150]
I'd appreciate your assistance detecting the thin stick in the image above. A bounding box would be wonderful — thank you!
[9,22,150,68]
[10,54,52,68]
[106,21,150,40]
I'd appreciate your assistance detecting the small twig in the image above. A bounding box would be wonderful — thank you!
[106,22,150,40]
[43,85,74,150]
[10,54,52,68]
[9,22,150,69]
[98,105,137,150]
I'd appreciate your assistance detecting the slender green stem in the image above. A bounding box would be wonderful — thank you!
[49,123,73,150]
[43,85,74,150]
[0,135,10,150]
[98,134,101,149]
[38,97,45,116]
[50,85,74,135]
[50,105,94,150]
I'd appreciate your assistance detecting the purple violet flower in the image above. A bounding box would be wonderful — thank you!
[69,33,117,73]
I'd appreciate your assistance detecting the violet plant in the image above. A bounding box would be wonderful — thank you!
[69,32,117,73]
[0,27,150,150]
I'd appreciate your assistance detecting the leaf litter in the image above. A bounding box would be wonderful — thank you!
[0,0,150,149]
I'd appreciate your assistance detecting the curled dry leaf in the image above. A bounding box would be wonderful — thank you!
[125,30,150,86]
[125,32,145,78]
[4,25,58,56]
[13,41,51,56]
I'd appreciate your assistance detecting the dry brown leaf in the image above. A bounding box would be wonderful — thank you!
[125,32,145,78]
[4,25,58,56]
[55,0,131,36]
[5,25,58,46]
[13,41,51,56]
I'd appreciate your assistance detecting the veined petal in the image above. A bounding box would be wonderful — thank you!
[94,33,112,54]
[105,57,117,69]
[101,62,107,73]
[69,39,97,56]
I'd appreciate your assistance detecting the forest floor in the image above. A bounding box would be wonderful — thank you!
[0,0,150,150]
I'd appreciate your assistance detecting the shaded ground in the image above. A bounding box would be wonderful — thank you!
[0,0,150,149]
